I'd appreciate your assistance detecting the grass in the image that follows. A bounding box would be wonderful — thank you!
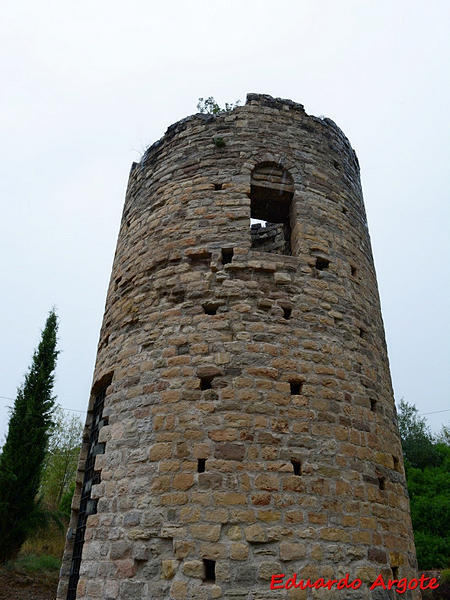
[12,553,60,573]
[21,525,65,558]
[2,523,65,576]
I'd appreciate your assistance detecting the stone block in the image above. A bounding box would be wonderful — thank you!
[244,524,267,543]
[280,542,306,561]
[183,560,204,578]
[191,523,222,541]
[230,543,248,560]
[214,443,245,461]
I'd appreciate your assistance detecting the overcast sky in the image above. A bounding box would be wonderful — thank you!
[1,0,449,441]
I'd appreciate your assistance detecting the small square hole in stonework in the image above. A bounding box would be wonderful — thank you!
[342,206,347,215]
[282,306,292,320]
[391,566,399,580]
[214,183,223,191]
[200,376,214,390]
[203,303,218,315]
[378,476,386,491]
[290,381,303,395]
[291,459,302,476]
[198,458,206,473]
[370,399,377,412]
[333,160,340,170]
[359,328,365,338]
[351,265,357,276]
[203,559,216,582]
[222,248,234,265]
[393,455,399,470]
[315,257,330,271]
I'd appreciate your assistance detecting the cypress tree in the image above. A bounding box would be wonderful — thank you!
[0,310,59,563]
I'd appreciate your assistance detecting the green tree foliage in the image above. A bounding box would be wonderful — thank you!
[0,310,59,563]
[59,481,76,518]
[197,96,241,114]
[398,400,450,569]
[398,399,440,469]
[40,406,83,510]
[437,425,450,445]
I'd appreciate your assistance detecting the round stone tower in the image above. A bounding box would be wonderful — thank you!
[57,94,419,600]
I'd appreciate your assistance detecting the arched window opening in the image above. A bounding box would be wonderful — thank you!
[249,162,295,256]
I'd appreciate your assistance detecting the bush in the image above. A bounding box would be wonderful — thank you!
[414,531,450,569]
[197,96,240,115]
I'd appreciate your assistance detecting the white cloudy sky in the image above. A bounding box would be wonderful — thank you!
[0,0,449,440]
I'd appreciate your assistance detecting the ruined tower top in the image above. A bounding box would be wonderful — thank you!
[58,94,419,600]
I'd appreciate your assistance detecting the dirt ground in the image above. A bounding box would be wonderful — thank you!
[0,568,58,600]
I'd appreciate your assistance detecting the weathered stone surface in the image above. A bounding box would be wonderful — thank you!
[182,560,204,578]
[190,524,221,542]
[214,443,245,461]
[279,541,306,561]
[230,543,248,560]
[244,524,267,543]
[368,547,387,563]
[57,93,419,600]
[161,559,178,579]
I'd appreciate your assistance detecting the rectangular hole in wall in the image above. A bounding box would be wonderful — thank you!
[214,183,223,190]
[203,559,216,582]
[290,380,303,395]
[315,257,330,271]
[351,265,357,276]
[221,248,234,265]
[391,566,399,580]
[203,302,219,315]
[291,459,302,476]
[200,376,214,391]
[197,458,206,473]
[359,327,366,338]
[378,476,385,490]
[282,306,292,320]
[370,399,377,412]
[393,455,399,471]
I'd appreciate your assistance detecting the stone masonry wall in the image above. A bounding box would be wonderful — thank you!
[250,223,290,255]
[57,94,419,600]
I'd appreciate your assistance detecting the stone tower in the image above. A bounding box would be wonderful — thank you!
[57,94,419,600]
